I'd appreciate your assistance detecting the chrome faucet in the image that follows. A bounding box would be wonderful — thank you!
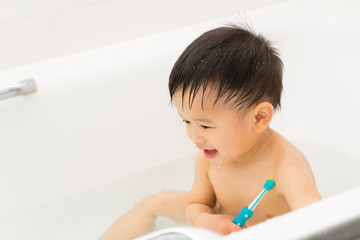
[0,78,37,101]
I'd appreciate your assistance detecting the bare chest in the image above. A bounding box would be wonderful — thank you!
[208,163,290,226]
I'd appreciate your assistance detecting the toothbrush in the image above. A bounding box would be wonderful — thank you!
[233,178,275,227]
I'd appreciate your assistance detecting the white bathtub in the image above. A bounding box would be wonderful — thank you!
[1,0,360,239]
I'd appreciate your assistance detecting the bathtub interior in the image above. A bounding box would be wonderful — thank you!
[1,139,360,240]
[1,140,359,239]
[1,0,360,239]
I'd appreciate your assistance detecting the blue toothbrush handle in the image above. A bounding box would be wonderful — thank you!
[232,178,275,227]
[232,207,253,227]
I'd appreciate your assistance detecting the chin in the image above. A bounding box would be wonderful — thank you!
[209,155,229,166]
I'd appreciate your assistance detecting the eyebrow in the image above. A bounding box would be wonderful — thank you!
[194,117,213,123]
[178,113,213,124]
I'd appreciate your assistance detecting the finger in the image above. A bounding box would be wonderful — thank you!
[228,223,243,233]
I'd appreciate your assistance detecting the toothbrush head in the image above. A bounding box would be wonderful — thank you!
[264,178,275,191]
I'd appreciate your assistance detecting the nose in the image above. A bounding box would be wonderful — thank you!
[186,125,206,144]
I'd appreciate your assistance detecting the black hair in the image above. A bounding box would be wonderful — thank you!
[168,24,283,112]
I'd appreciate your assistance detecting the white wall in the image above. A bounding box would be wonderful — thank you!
[0,0,289,71]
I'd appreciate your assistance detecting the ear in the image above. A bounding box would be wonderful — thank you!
[252,102,274,133]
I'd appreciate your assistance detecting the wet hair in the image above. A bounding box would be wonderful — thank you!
[168,24,283,113]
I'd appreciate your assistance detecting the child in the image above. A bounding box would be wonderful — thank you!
[100,24,322,240]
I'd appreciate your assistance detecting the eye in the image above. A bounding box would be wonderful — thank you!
[182,120,190,124]
[201,125,211,129]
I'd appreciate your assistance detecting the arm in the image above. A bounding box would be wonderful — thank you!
[187,152,241,235]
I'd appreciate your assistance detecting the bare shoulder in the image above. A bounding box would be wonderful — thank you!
[272,132,312,174]
[271,131,322,209]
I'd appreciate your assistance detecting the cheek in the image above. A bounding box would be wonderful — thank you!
[214,132,239,153]
[217,126,252,153]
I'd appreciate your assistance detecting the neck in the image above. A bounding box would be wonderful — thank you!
[235,127,274,165]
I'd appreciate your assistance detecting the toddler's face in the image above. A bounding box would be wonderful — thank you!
[172,89,258,165]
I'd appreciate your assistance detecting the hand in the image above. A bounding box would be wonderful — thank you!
[195,213,247,235]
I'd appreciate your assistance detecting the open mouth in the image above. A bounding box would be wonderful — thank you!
[204,149,218,158]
